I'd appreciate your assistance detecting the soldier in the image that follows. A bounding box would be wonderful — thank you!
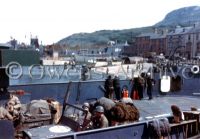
[104,75,114,99]
[82,102,92,121]
[81,64,89,81]
[6,91,21,118]
[113,75,121,100]
[0,105,13,120]
[146,72,155,100]
[171,105,183,123]
[92,106,108,129]
[46,98,59,124]
[138,74,145,100]
[80,102,92,130]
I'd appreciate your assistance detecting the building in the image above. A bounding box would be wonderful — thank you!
[30,38,39,49]
[135,33,151,56]
[135,29,167,57]
[184,25,200,57]
[135,25,200,59]
[120,44,136,56]
[44,44,66,57]
[167,24,200,59]
[167,26,192,59]
[150,34,167,55]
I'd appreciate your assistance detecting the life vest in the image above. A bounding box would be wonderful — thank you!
[122,90,129,98]
[132,90,139,100]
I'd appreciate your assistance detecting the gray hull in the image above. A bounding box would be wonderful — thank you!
[9,73,200,104]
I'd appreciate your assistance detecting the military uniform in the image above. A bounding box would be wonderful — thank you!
[85,111,92,121]
[138,77,145,99]
[79,111,92,130]
[0,106,13,120]
[104,76,114,99]
[6,94,21,117]
[92,114,108,129]
[113,76,121,100]
[146,76,155,100]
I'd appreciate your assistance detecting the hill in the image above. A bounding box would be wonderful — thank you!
[57,27,154,48]
[155,6,200,27]
[57,6,200,48]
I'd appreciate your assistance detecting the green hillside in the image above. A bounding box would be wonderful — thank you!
[57,27,154,48]
[57,6,200,48]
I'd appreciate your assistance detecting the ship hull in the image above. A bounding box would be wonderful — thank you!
[9,73,200,104]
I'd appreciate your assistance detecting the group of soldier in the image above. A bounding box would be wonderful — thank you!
[79,97,141,131]
[79,95,140,130]
[104,75,121,100]
[131,72,156,100]
[104,73,156,101]
[81,73,154,129]
[79,102,108,130]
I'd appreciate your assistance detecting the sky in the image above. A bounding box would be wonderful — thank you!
[0,0,200,45]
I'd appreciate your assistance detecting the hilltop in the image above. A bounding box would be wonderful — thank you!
[155,6,200,27]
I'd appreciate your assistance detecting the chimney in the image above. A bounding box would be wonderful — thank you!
[154,28,158,34]
[162,28,168,35]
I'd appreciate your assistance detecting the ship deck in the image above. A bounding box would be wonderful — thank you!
[133,95,200,120]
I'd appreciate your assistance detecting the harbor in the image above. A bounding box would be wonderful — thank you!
[1,2,200,139]
[0,37,200,138]
[0,53,200,138]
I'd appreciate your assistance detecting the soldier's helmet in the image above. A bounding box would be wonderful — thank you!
[95,106,104,113]
[82,102,90,109]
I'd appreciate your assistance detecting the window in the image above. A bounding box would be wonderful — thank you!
[197,42,200,51]
[196,33,199,41]
[188,35,191,41]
